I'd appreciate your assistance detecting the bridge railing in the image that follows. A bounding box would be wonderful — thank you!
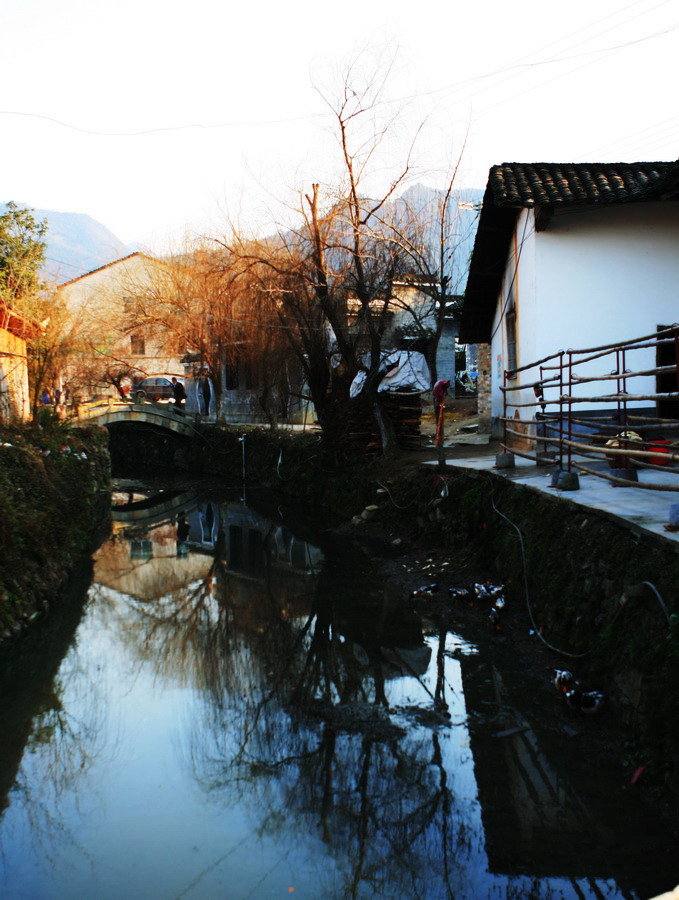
[69,397,181,419]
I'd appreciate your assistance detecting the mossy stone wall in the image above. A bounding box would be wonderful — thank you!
[0,423,111,637]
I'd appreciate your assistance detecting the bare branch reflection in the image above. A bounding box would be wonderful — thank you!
[102,500,475,898]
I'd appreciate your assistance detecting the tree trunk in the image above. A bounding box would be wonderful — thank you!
[371,398,398,454]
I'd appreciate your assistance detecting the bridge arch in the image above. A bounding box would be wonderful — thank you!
[71,401,196,437]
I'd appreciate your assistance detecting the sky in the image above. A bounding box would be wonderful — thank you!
[1,0,678,249]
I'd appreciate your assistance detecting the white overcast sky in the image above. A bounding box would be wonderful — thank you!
[1,0,678,248]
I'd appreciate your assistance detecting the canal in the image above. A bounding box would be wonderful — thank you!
[0,479,675,899]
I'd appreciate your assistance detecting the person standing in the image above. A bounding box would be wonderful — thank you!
[171,377,186,410]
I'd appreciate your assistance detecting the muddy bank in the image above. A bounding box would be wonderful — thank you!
[0,423,111,638]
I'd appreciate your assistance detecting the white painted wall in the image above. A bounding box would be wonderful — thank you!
[490,209,537,418]
[490,202,679,420]
[58,253,186,393]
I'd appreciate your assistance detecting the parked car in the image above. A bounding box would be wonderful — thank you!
[134,376,175,401]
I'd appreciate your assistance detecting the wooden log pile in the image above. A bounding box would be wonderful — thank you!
[339,391,425,459]
[381,390,424,450]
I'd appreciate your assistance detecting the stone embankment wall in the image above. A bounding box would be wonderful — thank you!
[0,423,111,639]
[373,465,679,792]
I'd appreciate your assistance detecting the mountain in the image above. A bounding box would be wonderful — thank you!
[275,183,483,294]
[2,204,135,285]
[6,187,483,289]
[38,209,133,284]
[393,184,484,294]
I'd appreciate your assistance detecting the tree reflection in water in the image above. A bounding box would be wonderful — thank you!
[0,493,640,899]
[0,622,108,873]
[113,508,482,898]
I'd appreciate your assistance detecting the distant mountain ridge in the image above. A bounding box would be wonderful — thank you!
[275,183,483,294]
[394,184,483,294]
[5,186,483,289]
[2,203,138,285]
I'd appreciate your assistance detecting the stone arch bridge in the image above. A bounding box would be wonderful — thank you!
[71,400,196,437]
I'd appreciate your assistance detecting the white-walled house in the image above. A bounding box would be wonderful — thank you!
[459,161,679,429]
[389,280,461,384]
[57,252,187,397]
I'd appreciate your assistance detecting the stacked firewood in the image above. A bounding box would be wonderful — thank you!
[342,391,424,458]
[381,390,424,450]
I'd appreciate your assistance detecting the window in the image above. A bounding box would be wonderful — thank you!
[225,364,239,390]
[130,334,145,355]
[505,288,517,376]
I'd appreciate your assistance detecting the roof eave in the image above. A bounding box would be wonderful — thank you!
[459,196,517,343]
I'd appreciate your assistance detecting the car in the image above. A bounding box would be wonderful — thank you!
[134,376,176,401]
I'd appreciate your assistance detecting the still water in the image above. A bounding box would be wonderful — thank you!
[0,482,674,899]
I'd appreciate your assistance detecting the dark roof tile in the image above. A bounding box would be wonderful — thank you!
[488,162,674,208]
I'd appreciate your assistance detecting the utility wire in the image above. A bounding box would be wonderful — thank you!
[1,3,675,140]
[433,10,679,114]
[472,21,679,124]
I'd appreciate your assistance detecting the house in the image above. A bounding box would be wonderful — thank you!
[459,161,679,432]
[56,251,463,424]
[346,280,462,384]
[389,279,462,384]
[57,252,187,399]
[0,305,40,422]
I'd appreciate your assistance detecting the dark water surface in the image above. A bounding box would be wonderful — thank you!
[0,482,675,899]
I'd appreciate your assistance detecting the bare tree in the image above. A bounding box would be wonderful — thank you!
[119,242,296,423]
[387,144,474,388]
[231,56,422,453]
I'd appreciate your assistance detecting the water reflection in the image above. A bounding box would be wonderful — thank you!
[0,565,109,878]
[0,486,671,898]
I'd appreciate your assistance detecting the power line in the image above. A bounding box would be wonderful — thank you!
[408,0,677,109]
[0,108,325,138]
[43,255,87,271]
[0,4,676,140]
[586,113,679,158]
[470,21,679,127]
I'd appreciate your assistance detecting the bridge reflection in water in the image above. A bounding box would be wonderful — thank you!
[101,487,325,618]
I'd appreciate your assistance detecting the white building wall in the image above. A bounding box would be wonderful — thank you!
[491,202,679,420]
[490,209,537,419]
[58,253,186,394]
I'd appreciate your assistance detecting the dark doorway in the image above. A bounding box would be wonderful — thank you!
[656,326,679,420]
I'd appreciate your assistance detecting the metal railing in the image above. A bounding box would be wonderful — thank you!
[500,325,679,489]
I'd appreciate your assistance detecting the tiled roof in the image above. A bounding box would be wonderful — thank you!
[488,162,675,207]
[459,160,679,343]
[57,251,155,288]
[0,304,41,340]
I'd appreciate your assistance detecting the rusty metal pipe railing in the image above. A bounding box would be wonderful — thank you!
[497,325,679,492]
